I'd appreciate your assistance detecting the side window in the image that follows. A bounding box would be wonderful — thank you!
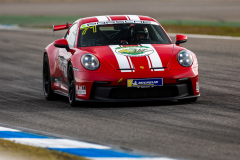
[65,23,78,47]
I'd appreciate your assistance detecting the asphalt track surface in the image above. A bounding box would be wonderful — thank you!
[1,0,240,22]
[0,30,240,160]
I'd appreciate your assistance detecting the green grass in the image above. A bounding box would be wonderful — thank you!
[0,15,85,26]
[0,139,88,160]
[159,20,240,37]
[0,15,240,37]
[162,24,240,37]
[158,20,240,27]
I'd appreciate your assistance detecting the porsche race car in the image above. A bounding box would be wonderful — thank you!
[43,15,200,106]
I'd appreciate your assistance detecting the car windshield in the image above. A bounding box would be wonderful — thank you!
[78,22,172,47]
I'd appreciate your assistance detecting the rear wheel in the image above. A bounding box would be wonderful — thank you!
[178,97,198,103]
[68,64,77,106]
[43,54,55,100]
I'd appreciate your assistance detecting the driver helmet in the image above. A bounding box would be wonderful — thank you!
[131,25,149,41]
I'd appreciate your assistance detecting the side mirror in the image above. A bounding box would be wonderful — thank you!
[54,39,70,52]
[175,34,187,45]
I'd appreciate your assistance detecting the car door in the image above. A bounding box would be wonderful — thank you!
[58,23,78,90]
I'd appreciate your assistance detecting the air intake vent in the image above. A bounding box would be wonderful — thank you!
[109,86,178,99]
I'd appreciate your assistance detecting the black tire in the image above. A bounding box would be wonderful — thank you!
[178,97,198,103]
[68,63,77,106]
[43,54,55,100]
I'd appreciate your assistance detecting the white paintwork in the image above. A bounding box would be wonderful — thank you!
[144,44,164,71]
[96,16,110,22]
[5,138,110,149]
[109,45,132,72]
[0,126,20,132]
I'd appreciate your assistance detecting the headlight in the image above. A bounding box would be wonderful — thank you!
[177,50,193,67]
[81,53,100,70]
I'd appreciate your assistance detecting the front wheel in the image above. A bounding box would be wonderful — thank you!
[43,54,55,100]
[178,97,198,103]
[68,63,77,106]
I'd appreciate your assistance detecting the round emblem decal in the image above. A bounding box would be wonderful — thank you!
[115,46,154,57]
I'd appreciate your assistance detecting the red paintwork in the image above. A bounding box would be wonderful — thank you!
[45,15,200,100]
[139,16,153,21]
[176,34,187,43]
[109,15,128,21]
[53,24,72,31]
[54,39,69,46]
[82,17,99,24]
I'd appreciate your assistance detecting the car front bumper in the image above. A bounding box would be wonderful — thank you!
[73,67,200,101]
[76,80,200,102]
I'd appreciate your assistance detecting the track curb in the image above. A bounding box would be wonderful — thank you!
[0,124,178,160]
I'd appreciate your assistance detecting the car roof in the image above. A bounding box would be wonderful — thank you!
[80,15,156,24]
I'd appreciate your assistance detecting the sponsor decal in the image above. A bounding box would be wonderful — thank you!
[73,68,79,71]
[59,56,68,77]
[127,78,163,88]
[76,85,86,95]
[55,78,60,83]
[52,77,68,87]
[115,46,153,57]
[118,78,123,84]
[196,82,199,91]
[80,25,97,35]
[109,44,163,72]
[80,24,87,29]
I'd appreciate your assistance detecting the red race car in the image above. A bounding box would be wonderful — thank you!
[43,15,200,106]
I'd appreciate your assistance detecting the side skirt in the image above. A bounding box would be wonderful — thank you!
[53,90,68,97]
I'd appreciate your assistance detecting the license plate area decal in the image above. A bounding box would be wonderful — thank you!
[127,78,163,88]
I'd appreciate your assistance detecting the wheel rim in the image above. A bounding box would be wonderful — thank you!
[68,66,74,103]
[43,57,50,96]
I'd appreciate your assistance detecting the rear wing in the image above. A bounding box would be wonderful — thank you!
[53,23,72,35]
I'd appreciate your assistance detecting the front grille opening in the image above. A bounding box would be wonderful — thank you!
[109,86,178,99]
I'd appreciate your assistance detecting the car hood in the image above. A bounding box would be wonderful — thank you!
[79,44,174,72]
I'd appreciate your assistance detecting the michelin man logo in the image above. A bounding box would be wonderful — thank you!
[132,81,138,86]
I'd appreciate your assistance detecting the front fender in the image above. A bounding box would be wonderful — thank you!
[44,43,62,78]
[169,45,198,70]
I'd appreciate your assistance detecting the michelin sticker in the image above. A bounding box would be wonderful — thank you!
[127,78,163,88]
[76,85,86,95]
[115,46,154,57]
